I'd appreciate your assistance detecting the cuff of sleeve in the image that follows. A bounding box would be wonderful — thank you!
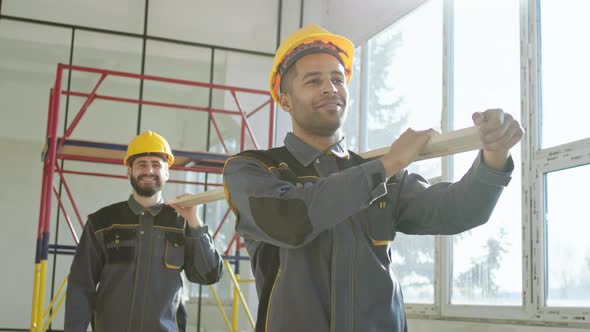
[473,151,514,187]
[186,224,209,238]
[360,159,388,203]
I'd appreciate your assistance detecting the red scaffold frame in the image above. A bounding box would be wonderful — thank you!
[30,63,274,331]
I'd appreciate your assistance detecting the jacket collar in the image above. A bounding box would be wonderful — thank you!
[127,195,163,216]
[284,132,350,167]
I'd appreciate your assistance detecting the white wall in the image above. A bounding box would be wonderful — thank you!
[0,18,71,329]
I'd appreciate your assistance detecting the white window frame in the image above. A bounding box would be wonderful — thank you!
[356,0,590,327]
[439,0,531,320]
[532,138,590,323]
[527,0,590,324]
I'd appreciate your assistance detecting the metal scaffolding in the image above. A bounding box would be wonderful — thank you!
[30,63,275,331]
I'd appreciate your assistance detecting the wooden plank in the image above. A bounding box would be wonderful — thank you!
[166,188,227,207]
[359,126,481,160]
[165,126,482,207]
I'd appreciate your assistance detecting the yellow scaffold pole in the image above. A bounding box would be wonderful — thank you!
[29,262,41,331]
[210,284,232,331]
[40,275,69,330]
[42,290,67,332]
[35,259,48,332]
[224,260,255,328]
[232,273,240,331]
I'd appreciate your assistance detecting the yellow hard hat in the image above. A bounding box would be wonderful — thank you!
[269,24,355,108]
[123,130,174,167]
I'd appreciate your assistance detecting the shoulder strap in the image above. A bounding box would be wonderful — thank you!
[89,201,134,231]
[235,147,289,168]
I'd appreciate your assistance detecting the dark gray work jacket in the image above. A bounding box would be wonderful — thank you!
[223,132,513,332]
[65,196,223,332]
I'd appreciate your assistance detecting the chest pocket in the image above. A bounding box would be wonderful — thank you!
[365,195,396,243]
[102,227,137,264]
[360,203,391,263]
[164,231,185,269]
[364,172,407,244]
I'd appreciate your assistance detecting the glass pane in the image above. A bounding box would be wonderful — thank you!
[343,47,362,152]
[365,0,442,179]
[279,1,303,42]
[0,20,71,328]
[0,20,71,142]
[451,0,522,305]
[392,234,435,303]
[539,1,590,148]
[182,172,236,302]
[545,164,590,307]
[366,0,442,303]
[209,50,274,153]
[149,0,278,53]
[65,31,142,143]
[274,103,292,147]
[3,0,145,34]
[142,40,212,152]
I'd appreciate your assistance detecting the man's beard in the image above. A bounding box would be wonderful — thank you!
[292,96,347,137]
[293,112,343,137]
[130,175,163,197]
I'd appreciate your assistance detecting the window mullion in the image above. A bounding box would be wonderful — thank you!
[359,40,369,153]
[439,0,455,318]
[521,0,538,320]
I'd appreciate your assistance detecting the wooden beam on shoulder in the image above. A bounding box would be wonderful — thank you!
[166,126,481,207]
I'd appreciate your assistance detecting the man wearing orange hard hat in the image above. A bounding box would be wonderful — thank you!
[224,24,522,331]
[65,130,223,332]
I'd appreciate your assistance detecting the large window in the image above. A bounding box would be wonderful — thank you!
[450,0,522,306]
[352,0,590,325]
[539,0,590,149]
[365,0,442,304]
[544,165,590,307]
[343,47,362,152]
[537,0,590,316]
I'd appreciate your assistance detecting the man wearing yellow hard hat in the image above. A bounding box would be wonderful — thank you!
[224,24,522,331]
[65,130,223,332]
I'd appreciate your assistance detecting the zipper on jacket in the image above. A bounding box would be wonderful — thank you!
[348,219,357,332]
[138,227,156,331]
[127,215,144,332]
[330,229,337,332]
